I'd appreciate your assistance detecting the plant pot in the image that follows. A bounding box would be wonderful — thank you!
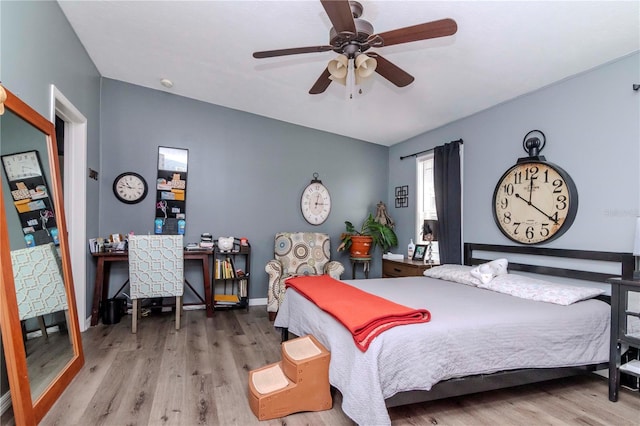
[349,235,373,258]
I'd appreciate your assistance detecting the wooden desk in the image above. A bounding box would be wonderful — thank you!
[90,250,214,326]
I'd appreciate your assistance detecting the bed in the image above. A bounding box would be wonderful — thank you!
[274,243,634,425]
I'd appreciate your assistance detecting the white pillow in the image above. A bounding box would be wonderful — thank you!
[469,258,509,284]
[423,264,482,287]
[469,263,495,284]
[478,274,605,305]
[488,258,508,276]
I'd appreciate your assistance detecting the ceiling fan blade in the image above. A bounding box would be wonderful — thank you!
[253,45,334,59]
[321,0,356,34]
[375,18,457,47]
[309,68,332,94]
[370,54,414,87]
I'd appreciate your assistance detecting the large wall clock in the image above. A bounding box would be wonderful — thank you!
[492,131,578,245]
[113,172,148,204]
[301,173,331,225]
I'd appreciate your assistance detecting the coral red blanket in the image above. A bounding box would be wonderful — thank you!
[285,275,431,351]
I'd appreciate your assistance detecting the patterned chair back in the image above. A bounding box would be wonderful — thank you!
[274,232,331,277]
[10,243,68,321]
[128,235,184,299]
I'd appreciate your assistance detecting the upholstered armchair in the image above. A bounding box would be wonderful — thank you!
[265,232,344,319]
[128,235,184,333]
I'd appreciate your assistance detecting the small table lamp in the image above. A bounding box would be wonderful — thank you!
[423,220,438,265]
[634,217,640,280]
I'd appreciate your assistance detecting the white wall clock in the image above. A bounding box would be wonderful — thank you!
[301,173,331,225]
[2,150,43,181]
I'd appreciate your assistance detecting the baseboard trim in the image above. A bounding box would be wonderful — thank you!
[249,297,267,306]
[183,304,206,311]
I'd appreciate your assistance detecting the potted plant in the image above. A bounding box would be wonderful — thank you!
[338,213,398,258]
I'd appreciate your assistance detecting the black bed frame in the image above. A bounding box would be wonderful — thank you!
[384,243,634,408]
[278,243,633,408]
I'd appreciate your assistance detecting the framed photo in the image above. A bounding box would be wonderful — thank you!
[412,244,427,261]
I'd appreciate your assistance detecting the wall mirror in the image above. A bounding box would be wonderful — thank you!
[155,146,188,235]
[0,85,84,424]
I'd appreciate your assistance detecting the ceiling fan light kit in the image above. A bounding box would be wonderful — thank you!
[327,52,378,99]
[252,0,458,96]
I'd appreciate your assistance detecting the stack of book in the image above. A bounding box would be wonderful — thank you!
[214,293,240,305]
[200,233,214,249]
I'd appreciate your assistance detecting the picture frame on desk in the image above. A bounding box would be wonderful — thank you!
[412,244,427,261]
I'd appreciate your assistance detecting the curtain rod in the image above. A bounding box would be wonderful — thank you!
[400,138,463,160]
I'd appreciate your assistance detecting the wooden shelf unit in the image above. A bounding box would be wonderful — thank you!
[212,238,250,310]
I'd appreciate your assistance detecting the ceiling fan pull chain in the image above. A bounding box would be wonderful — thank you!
[347,59,356,100]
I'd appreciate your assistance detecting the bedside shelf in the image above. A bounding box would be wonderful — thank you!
[608,277,640,401]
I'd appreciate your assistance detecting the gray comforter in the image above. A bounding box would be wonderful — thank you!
[274,276,610,425]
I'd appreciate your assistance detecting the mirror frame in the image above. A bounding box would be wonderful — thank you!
[0,86,84,424]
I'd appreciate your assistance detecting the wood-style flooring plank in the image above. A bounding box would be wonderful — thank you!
[146,318,188,425]
[182,373,216,425]
[31,308,640,426]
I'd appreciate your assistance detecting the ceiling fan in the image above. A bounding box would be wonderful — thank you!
[252,0,458,95]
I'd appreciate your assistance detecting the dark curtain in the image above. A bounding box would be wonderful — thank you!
[434,141,462,264]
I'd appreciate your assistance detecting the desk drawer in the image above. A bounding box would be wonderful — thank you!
[383,259,428,277]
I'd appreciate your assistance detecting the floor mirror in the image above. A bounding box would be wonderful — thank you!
[0,84,84,424]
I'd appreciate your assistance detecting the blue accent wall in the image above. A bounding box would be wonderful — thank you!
[390,52,640,255]
[1,0,102,316]
[99,79,388,302]
[2,0,638,318]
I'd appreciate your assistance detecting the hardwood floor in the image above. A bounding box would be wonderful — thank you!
[17,307,637,425]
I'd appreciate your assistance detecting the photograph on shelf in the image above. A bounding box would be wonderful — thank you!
[412,244,427,261]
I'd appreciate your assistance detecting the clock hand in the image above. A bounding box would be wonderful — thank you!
[528,178,535,204]
[514,193,559,224]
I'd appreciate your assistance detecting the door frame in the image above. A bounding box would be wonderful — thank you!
[50,85,88,331]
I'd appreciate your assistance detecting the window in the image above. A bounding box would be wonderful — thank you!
[416,153,439,263]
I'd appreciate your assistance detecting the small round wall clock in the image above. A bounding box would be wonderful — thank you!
[492,131,578,245]
[301,173,331,225]
[113,172,148,204]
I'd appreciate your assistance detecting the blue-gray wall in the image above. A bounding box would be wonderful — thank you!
[99,78,389,303]
[1,0,101,403]
[390,52,640,256]
[2,0,638,321]
[1,0,102,316]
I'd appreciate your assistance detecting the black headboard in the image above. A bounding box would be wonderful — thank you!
[464,243,634,282]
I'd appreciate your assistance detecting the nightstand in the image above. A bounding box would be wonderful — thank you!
[382,258,437,278]
[607,278,640,401]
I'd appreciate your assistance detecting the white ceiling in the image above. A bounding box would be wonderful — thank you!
[57,1,639,146]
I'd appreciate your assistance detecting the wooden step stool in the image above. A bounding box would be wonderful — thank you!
[248,334,332,420]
